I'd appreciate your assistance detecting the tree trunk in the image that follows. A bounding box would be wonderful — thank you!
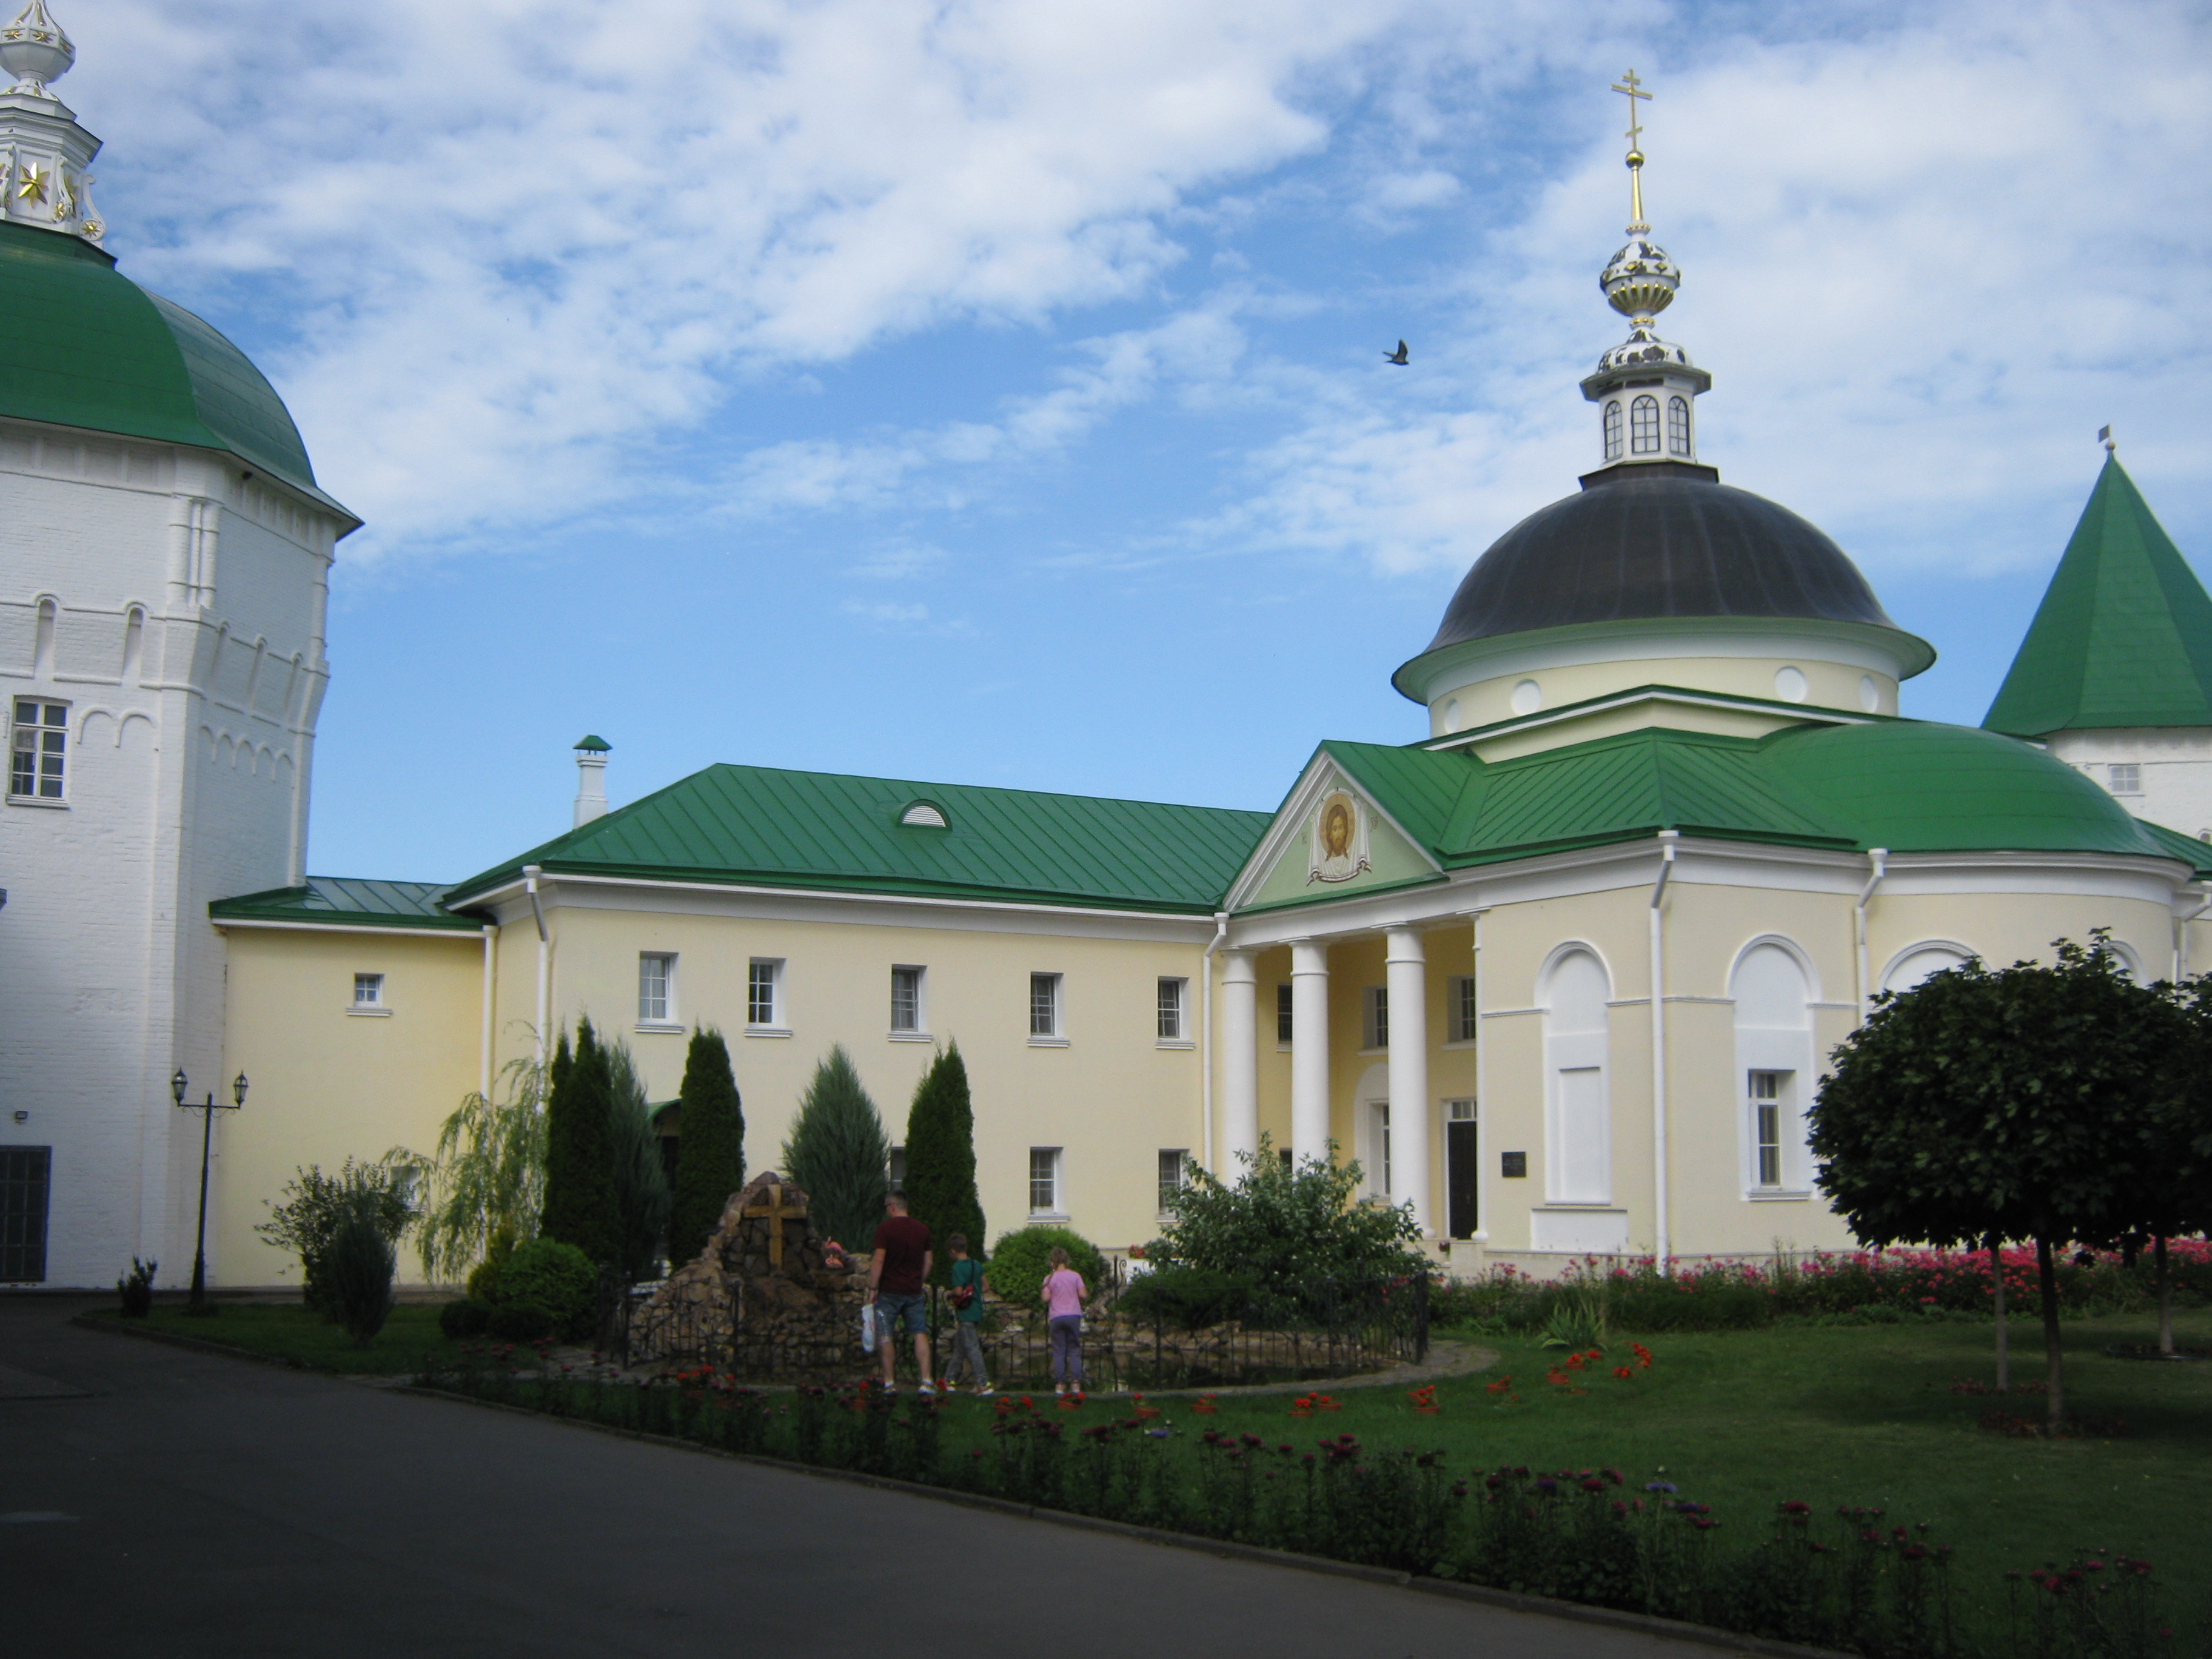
[2156,1235,2174,1357]
[2037,1235,2064,1435]
[1989,1235,2009,1392]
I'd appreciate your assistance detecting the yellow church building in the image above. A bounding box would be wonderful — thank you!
[4,19,2207,1290]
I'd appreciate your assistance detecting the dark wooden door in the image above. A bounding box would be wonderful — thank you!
[1446,1119,1479,1239]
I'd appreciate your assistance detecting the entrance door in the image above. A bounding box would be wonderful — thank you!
[0,1145,51,1282]
[1445,1099,1478,1238]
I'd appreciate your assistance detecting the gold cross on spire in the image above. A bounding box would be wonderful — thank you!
[1610,69,1653,231]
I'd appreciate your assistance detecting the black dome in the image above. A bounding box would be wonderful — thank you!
[1419,466,1900,656]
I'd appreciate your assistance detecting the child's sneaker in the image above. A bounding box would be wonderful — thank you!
[918,1381,936,1397]
[977,1384,994,1396]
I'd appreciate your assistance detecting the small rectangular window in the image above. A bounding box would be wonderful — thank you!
[638,953,674,1023]
[1158,1148,1188,1212]
[748,959,782,1027]
[1030,972,1062,1038]
[890,966,923,1033]
[1028,1147,1062,1215]
[1156,977,1187,1041]
[1276,984,1294,1043]
[0,1145,53,1281]
[1751,1070,1783,1187]
[2110,763,2142,795]
[352,972,384,1008]
[10,700,67,800]
[1448,976,1477,1042]
[888,1144,907,1187]
[1446,1098,1477,1121]
[1362,986,1389,1050]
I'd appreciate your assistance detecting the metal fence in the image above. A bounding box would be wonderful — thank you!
[595,1266,1427,1390]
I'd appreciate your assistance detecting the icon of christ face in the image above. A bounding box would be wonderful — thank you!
[1321,800,1353,861]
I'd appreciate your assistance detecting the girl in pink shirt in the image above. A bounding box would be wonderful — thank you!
[1041,1247,1087,1395]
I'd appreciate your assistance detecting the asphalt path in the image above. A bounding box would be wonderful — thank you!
[2,1298,1698,1659]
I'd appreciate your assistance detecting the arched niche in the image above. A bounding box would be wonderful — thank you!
[1539,946,1611,1204]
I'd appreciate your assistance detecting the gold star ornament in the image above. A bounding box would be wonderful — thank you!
[16,159,46,204]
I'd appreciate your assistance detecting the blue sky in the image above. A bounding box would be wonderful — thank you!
[59,0,2212,881]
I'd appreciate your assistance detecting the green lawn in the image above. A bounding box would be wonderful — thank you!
[85,1302,469,1375]
[1102,1310,2210,1620]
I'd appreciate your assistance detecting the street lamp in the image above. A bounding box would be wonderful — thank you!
[172,1067,247,1315]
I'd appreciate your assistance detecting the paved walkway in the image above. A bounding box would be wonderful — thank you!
[4,1298,1694,1659]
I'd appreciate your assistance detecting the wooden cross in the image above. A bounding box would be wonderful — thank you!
[740,1182,809,1269]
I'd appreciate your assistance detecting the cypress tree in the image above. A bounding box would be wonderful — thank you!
[604,1039,674,1280]
[782,1045,889,1254]
[902,1041,984,1284]
[540,1017,622,1266]
[668,1027,745,1265]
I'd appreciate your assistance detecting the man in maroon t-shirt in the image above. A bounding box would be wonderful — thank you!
[869,1190,934,1394]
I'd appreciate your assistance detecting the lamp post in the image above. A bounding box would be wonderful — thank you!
[172,1067,247,1314]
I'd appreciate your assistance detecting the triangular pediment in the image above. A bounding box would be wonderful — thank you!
[1226,751,1442,913]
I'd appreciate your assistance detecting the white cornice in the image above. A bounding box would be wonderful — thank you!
[1423,686,1875,754]
[212,917,480,941]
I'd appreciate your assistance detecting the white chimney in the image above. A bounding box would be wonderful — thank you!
[572,734,610,826]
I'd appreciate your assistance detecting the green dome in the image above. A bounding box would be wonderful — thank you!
[1760,720,2166,859]
[0,220,351,520]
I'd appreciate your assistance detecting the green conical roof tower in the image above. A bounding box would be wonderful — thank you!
[1984,456,2212,739]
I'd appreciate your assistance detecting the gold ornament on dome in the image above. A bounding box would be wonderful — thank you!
[15,159,45,203]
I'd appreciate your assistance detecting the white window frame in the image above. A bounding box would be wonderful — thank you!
[890,965,928,1041]
[9,697,68,805]
[1446,975,1477,1045]
[1028,971,1066,1045]
[1666,394,1692,455]
[2109,762,2142,796]
[1629,394,1660,455]
[637,952,680,1031]
[1156,977,1191,1047]
[888,1144,907,1187]
[1028,1147,1064,1218]
[1157,1148,1188,1213]
[746,957,789,1036]
[1361,985,1389,1052]
[1364,1101,1392,1201]
[347,971,390,1017]
[1750,1071,1785,1188]
[1276,982,1293,1048]
[1603,398,1623,461]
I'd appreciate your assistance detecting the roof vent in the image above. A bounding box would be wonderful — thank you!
[899,800,948,828]
[574,735,611,827]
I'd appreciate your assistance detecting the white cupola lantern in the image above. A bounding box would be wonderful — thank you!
[1580,70,1709,474]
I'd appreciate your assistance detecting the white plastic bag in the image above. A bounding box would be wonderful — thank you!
[860,1302,879,1354]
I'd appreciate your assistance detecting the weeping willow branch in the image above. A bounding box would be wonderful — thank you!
[389,1047,548,1285]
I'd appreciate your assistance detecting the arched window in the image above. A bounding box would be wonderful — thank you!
[1667,395,1691,455]
[1882,945,1970,996]
[1540,949,1611,1205]
[1629,395,1660,454]
[1731,942,1814,1194]
[1602,400,1623,461]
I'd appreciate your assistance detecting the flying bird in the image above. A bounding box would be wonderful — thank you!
[1385,340,1410,365]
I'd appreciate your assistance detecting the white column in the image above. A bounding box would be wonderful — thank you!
[1290,939,1331,1165]
[1386,927,1432,1235]
[1218,950,1259,1168]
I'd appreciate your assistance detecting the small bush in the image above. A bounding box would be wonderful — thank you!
[256,1159,412,1316]
[116,1256,156,1318]
[465,1225,519,1302]
[326,1204,397,1346]
[486,1301,555,1342]
[439,1297,492,1338]
[494,1237,597,1340]
[1117,1264,1259,1330]
[988,1225,1107,1310]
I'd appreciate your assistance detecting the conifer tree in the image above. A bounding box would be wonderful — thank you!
[782,1045,889,1253]
[540,1017,622,1266]
[901,1041,984,1284]
[668,1027,745,1265]
[604,1038,674,1280]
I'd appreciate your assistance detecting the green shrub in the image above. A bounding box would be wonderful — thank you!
[540,1021,622,1267]
[782,1045,890,1252]
[1117,1264,1258,1330]
[116,1256,156,1318]
[439,1297,492,1338]
[605,1040,673,1280]
[326,1202,397,1346]
[902,1042,984,1287]
[988,1225,1107,1310]
[494,1237,597,1341]
[255,1159,412,1315]
[465,1225,518,1301]
[668,1028,744,1266]
[486,1301,554,1342]
[1153,1133,1423,1300]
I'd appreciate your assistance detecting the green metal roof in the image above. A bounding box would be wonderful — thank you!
[210,877,483,931]
[1248,717,2211,910]
[444,763,1275,915]
[0,221,353,521]
[1984,457,2212,737]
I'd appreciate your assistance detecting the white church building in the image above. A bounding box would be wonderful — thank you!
[5,11,2209,1290]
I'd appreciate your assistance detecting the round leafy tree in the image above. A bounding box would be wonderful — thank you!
[1811,935,2179,1431]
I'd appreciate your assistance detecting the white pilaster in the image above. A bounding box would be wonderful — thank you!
[1386,927,1431,1233]
[1290,939,1330,1165]
[1218,949,1258,1168]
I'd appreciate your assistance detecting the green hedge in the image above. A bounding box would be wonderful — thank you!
[987,1225,1105,1310]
